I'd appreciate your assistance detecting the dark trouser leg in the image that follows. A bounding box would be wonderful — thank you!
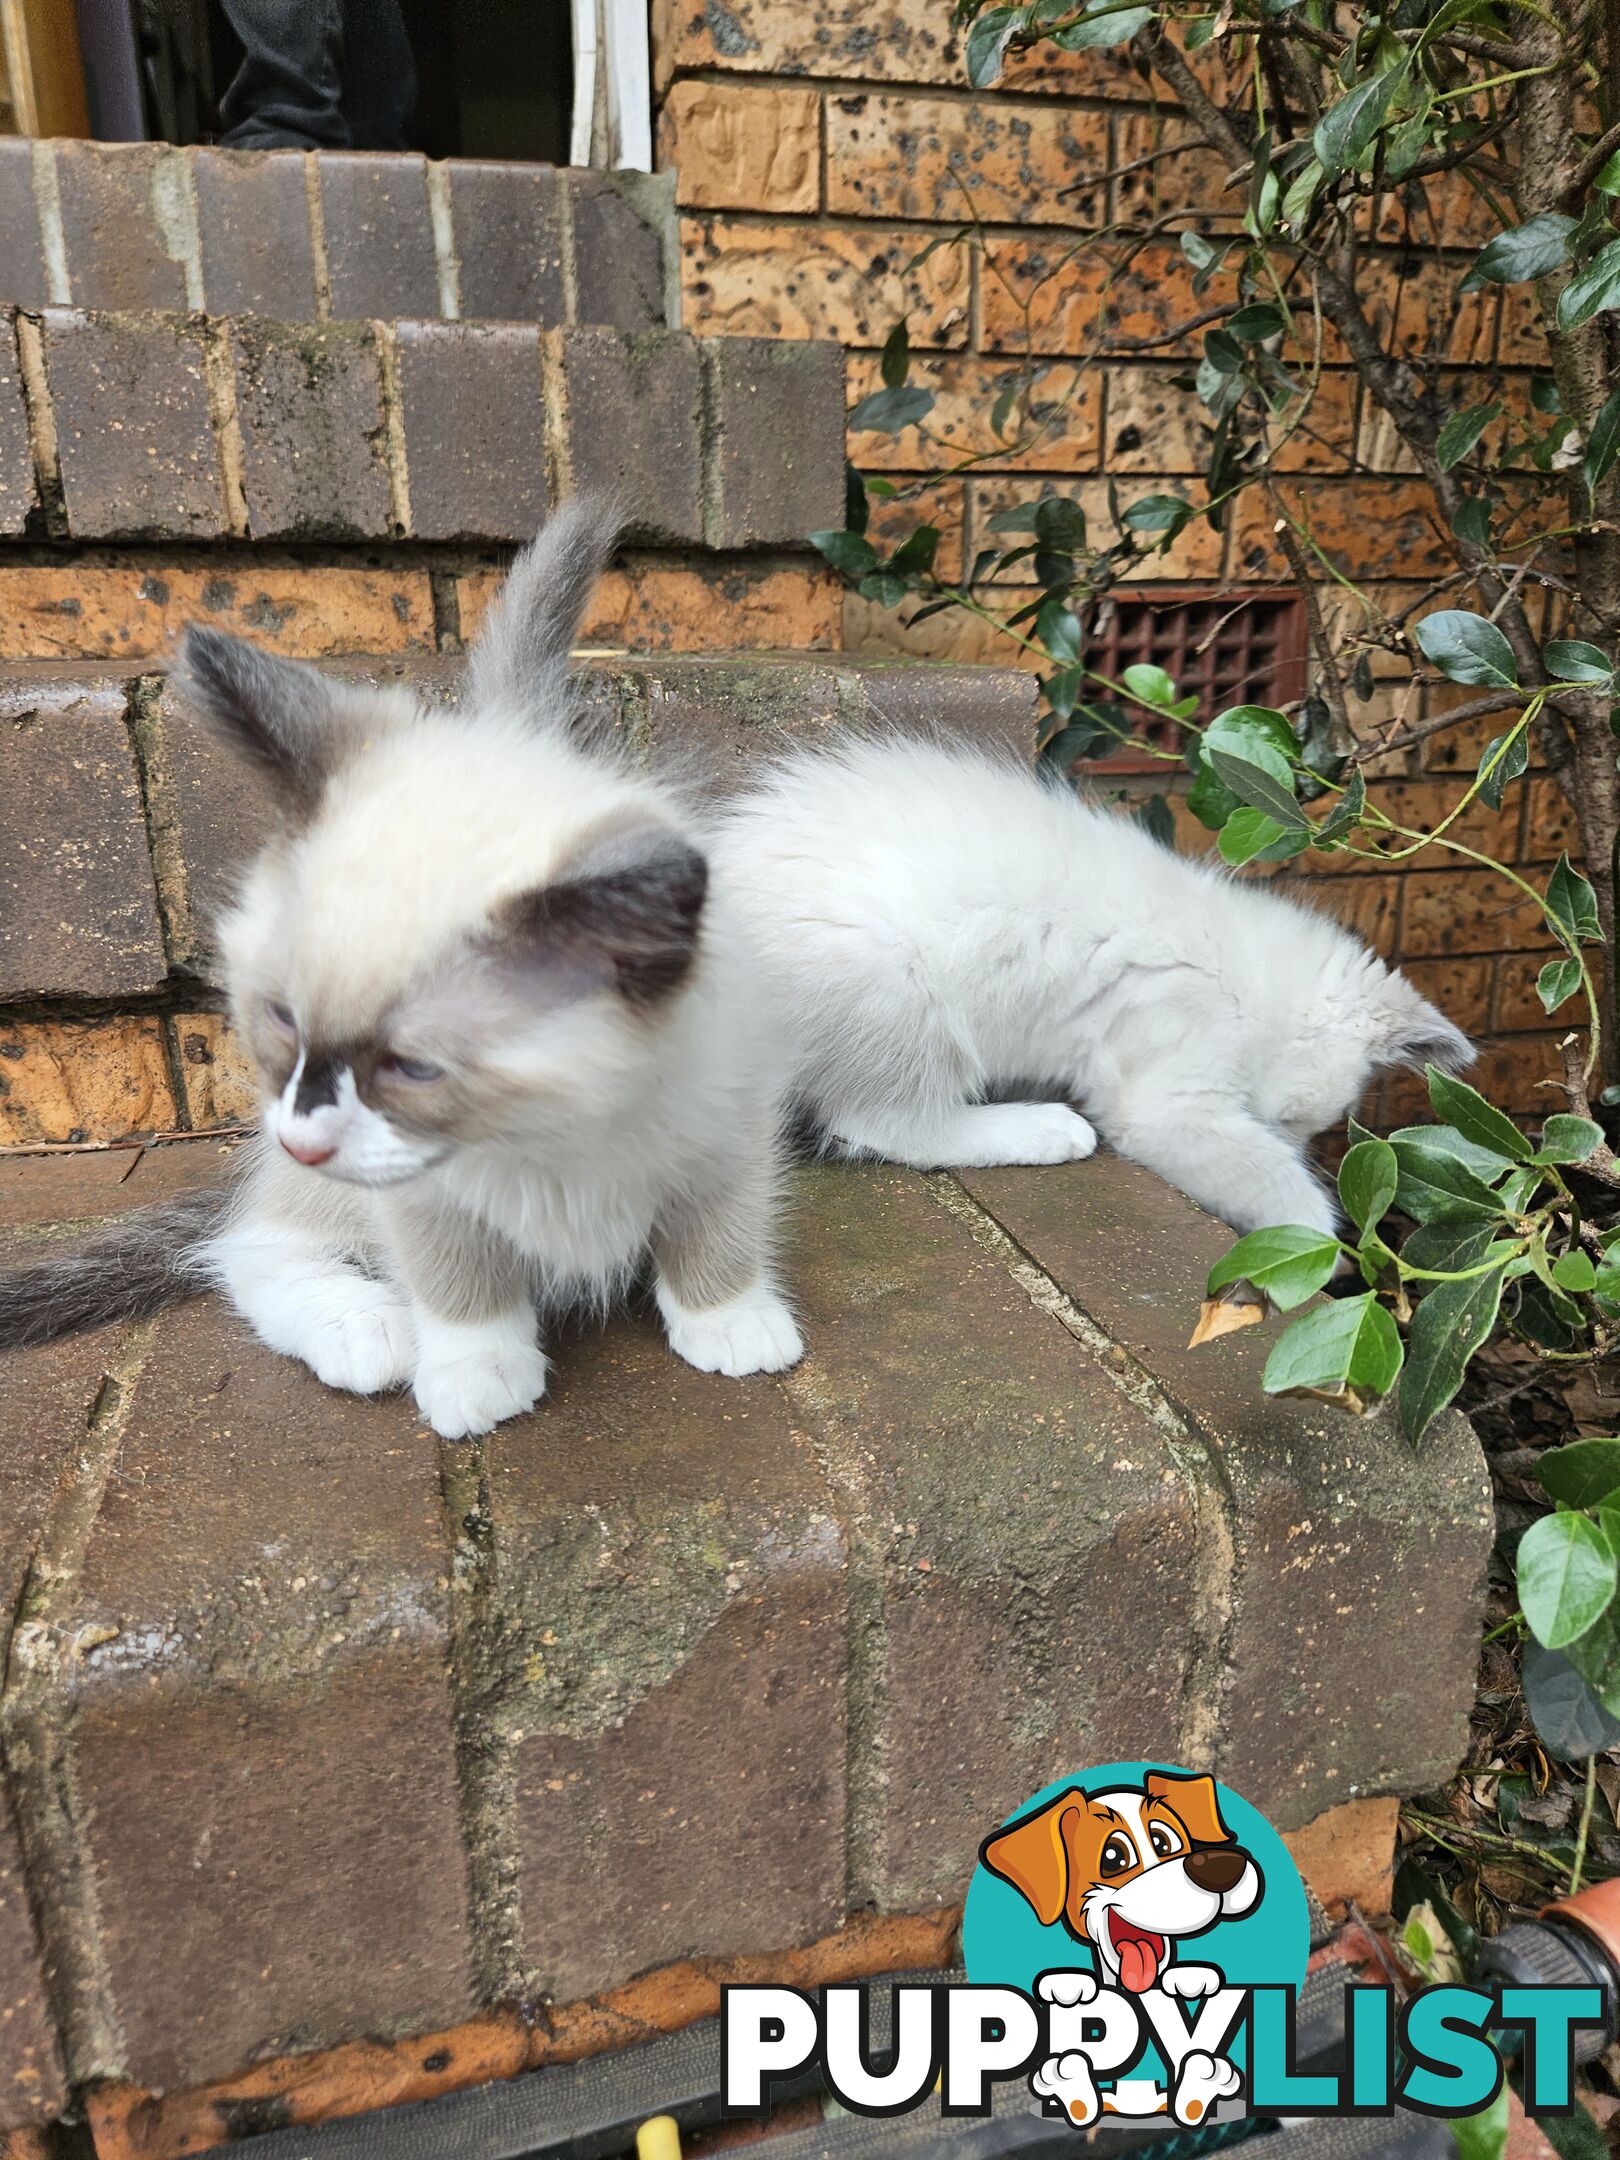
[218,0,416,151]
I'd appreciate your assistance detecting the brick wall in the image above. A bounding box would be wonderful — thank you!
[653,0,1566,1120]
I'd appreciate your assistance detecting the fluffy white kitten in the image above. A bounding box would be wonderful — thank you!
[0,503,802,1437]
[714,736,1471,1236]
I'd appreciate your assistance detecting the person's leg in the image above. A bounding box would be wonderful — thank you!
[338,0,417,150]
[217,0,350,148]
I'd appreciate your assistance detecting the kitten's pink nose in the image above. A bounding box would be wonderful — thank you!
[281,1136,336,1167]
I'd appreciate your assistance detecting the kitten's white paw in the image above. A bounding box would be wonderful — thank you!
[297,1276,415,1394]
[658,1282,805,1377]
[411,1307,548,1439]
[968,1102,1098,1166]
[412,1342,550,1439]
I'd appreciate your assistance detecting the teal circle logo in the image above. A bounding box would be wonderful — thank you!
[964,1762,1307,1993]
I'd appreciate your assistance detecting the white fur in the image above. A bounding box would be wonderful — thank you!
[411,1305,551,1440]
[715,738,1472,1235]
[655,1277,805,1376]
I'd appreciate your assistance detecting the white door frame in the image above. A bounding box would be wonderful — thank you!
[569,0,652,171]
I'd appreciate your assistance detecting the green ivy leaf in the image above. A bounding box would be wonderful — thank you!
[1540,1438,1620,1510]
[1470,213,1576,284]
[1216,806,1309,866]
[1537,956,1584,1014]
[1596,149,1620,196]
[1207,1224,1344,1310]
[1450,496,1493,547]
[1208,747,1308,829]
[809,529,878,577]
[1121,492,1193,535]
[1522,1643,1620,1760]
[1263,1294,1403,1402]
[848,384,936,436]
[1518,1511,1619,1650]
[1447,2086,1509,2160]
[1388,1130,1509,1223]
[1584,386,1620,493]
[1052,0,1153,49]
[1545,638,1615,685]
[1553,1249,1598,1292]
[1281,158,1323,233]
[1475,728,1527,811]
[1400,1262,1508,1445]
[1532,1114,1605,1166]
[964,4,1018,86]
[1313,770,1367,848]
[1034,494,1087,553]
[1546,854,1603,945]
[1338,1137,1398,1234]
[1122,661,1177,708]
[1414,610,1518,690]
[1035,596,1082,664]
[1426,1068,1531,1161]
[1557,237,1620,333]
[1226,302,1286,342]
[1436,401,1500,472]
[1313,64,1407,176]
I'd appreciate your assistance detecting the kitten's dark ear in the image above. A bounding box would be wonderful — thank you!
[175,626,353,813]
[496,826,707,1007]
[1375,978,1475,1074]
[467,495,623,721]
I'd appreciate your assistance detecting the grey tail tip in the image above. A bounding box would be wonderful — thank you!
[0,1185,230,1353]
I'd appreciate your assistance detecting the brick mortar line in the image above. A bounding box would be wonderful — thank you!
[303,151,333,323]
[0,1319,162,2088]
[375,322,414,540]
[434,1440,536,2006]
[28,143,70,307]
[12,313,65,539]
[922,1172,1237,1769]
[774,1361,890,1913]
[665,61,1232,121]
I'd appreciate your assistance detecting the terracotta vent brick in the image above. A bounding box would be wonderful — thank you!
[1090,584,1308,769]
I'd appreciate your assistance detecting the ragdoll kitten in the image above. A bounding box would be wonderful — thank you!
[712,735,1472,1237]
[0,501,802,1437]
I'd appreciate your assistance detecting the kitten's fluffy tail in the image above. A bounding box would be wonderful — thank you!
[0,1186,230,1351]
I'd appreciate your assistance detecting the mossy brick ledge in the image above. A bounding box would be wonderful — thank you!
[0,307,844,548]
[0,139,674,332]
[0,1141,1489,2113]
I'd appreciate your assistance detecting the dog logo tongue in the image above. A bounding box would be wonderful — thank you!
[1110,1916,1166,1993]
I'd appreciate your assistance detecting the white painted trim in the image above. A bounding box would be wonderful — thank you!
[569,0,653,171]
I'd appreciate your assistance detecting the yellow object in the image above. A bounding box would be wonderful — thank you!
[636,2116,682,2160]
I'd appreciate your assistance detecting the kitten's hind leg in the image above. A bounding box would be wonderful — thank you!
[653,1145,803,1377]
[830,1100,1098,1170]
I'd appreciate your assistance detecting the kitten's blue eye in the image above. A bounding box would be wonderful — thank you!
[379,1053,443,1083]
[266,999,296,1033]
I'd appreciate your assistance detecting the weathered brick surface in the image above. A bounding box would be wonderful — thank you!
[681,216,970,347]
[546,329,703,545]
[42,311,225,540]
[0,140,48,308]
[457,560,841,653]
[703,337,844,547]
[0,676,164,998]
[394,321,547,543]
[959,1156,1492,1826]
[68,1298,472,2092]
[848,351,1100,473]
[659,81,821,213]
[786,1165,1201,1907]
[51,142,194,313]
[447,163,566,324]
[0,320,34,535]
[826,93,1109,227]
[229,318,392,542]
[317,152,440,319]
[0,1017,176,1146]
[488,1320,848,2000]
[0,564,434,662]
[0,1791,68,2129]
[569,174,669,331]
[192,149,318,319]
[137,674,279,968]
[172,1013,257,1127]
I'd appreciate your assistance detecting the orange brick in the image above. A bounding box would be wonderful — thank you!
[0,1017,177,1147]
[173,1013,258,1129]
[1497,282,1546,368]
[1267,368,1359,475]
[0,564,435,662]
[1283,1795,1399,1918]
[973,474,1226,579]
[825,92,1109,227]
[1104,366,1212,475]
[1358,369,1538,475]
[843,588,1030,666]
[1397,868,1552,958]
[652,0,1143,95]
[1521,777,1579,865]
[1389,256,1499,366]
[864,475,966,581]
[1422,680,1545,777]
[1229,479,1451,584]
[658,81,821,213]
[1296,874,1401,954]
[1372,170,1502,251]
[680,215,970,347]
[984,235,1201,358]
[459,561,840,654]
[1383,1029,1563,1120]
[1111,110,1242,228]
[1400,954,1493,1035]
[848,352,1099,472]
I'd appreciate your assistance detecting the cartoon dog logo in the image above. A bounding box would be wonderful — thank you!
[980,1769,1261,2127]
